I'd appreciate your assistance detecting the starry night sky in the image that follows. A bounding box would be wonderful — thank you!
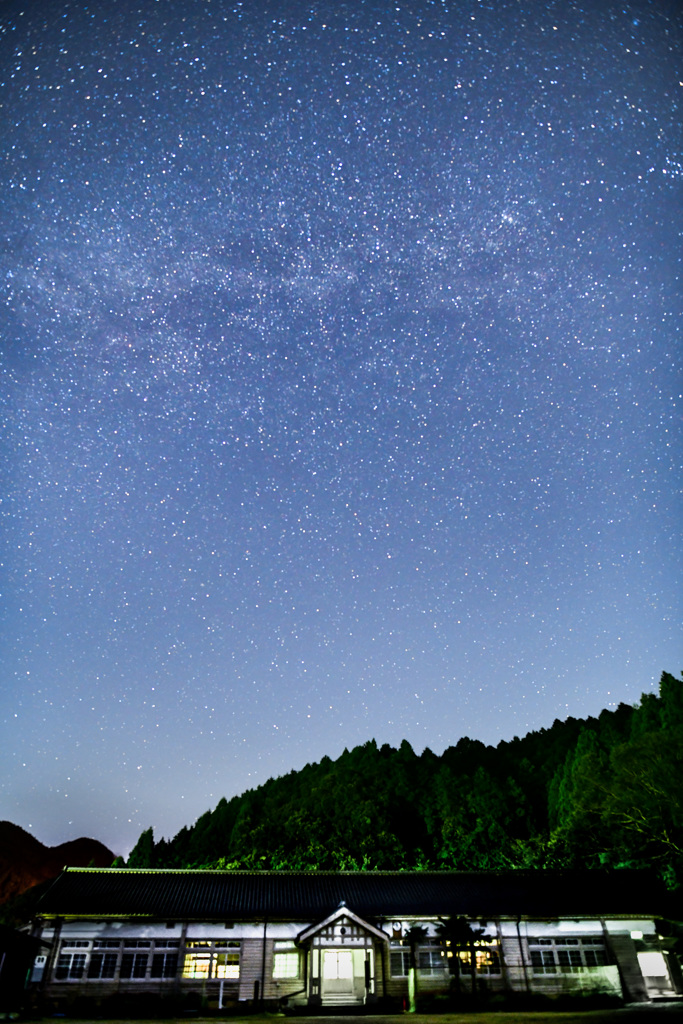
[1,0,681,858]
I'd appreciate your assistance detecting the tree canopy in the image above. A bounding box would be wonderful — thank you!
[125,671,683,889]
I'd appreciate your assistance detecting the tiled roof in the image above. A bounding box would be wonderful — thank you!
[36,868,664,921]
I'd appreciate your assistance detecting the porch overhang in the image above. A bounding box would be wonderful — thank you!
[297,903,389,945]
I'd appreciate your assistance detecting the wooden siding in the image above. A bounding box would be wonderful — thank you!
[263,939,306,1002]
[236,937,264,1002]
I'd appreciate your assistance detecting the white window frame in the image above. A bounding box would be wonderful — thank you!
[55,951,87,980]
[454,942,502,976]
[273,941,300,979]
[120,950,149,979]
[528,936,607,974]
[182,940,240,980]
[390,944,411,977]
[418,947,447,976]
[273,952,300,979]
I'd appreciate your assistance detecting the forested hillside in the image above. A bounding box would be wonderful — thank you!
[126,671,683,888]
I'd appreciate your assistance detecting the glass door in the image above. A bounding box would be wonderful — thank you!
[322,949,354,998]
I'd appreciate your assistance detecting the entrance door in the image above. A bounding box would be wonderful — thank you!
[322,949,354,999]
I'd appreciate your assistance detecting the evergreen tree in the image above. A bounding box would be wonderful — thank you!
[660,670,683,731]
[127,827,155,868]
[124,671,681,887]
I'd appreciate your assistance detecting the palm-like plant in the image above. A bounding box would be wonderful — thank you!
[435,916,488,997]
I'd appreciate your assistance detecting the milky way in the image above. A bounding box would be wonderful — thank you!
[1,0,681,856]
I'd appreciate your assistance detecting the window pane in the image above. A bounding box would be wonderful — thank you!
[529,937,607,974]
[419,950,445,975]
[476,948,501,974]
[273,952,299,979]
[88,952,118,979]
[390,951,408,976]
[120,953,148,979]
[214,953,240,979]
[531,950,555,972]
[151,953,178,978]
[57,953,87,980]
[182,953,211,979]
[55,956,71,980]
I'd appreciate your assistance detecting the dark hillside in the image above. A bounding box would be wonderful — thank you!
[0,820,115,906]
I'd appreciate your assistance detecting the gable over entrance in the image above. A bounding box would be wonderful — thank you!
[298,903,389,945]
[298,905,388,1006]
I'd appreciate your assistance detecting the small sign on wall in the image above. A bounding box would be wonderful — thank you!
[31,955,47,982]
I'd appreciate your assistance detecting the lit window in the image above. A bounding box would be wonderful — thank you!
[182,941,240,980]
[214,953,240,978]
[273,952,300,978]
[457,944,501,975]
[182,953,212,979]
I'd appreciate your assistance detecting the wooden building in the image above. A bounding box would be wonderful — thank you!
[28,867,680,1012]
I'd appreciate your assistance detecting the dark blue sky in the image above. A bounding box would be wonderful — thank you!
[1,0,681,857]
